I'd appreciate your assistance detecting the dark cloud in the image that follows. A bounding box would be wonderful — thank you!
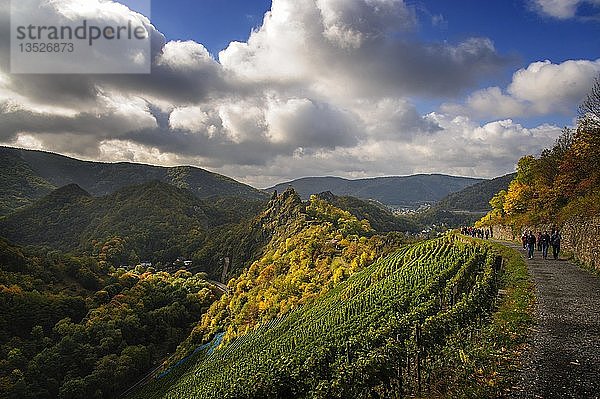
[0,0,572,186]
[350,38,508,98]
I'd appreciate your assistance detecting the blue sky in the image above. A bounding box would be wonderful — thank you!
[1,0,599,186]
[151,0,272,56]
[151,0,599,65]
[148,0,599,128]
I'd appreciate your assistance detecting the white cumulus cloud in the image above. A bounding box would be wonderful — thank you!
[532,0,600,19]
[0,0,588,186]
[444,59,600,119]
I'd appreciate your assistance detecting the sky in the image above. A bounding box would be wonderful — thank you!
[0,0,599,188]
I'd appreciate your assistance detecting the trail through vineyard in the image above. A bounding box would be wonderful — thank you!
[501,241,600,399]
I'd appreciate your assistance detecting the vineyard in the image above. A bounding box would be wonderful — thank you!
[129,236,503,399]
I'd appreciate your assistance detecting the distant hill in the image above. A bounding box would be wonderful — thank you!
[268,174,484,207]
[0,181,264,264]
[189,188,309,279]
[313,191,420,232]
[0,150,57,216]
[416,173,516,227]
[0,146,268,216]
[433,173,516,212]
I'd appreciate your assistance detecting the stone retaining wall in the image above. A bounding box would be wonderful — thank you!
[561,217,600,271]
[491,217,600,271]
[491,225,517,241]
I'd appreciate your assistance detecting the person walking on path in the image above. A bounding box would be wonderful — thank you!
[540,231,551,260]
[537,232,542,251]
[503,240,600,398]
[527,231,537,259]
[551,230,561,260]
[522,231,528,250]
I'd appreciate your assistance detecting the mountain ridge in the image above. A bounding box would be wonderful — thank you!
[415,173,516,227]
[2,146,498,217]
[434,173,516,212]
[0,146,268,216]
[268,174,486,207]
[0,180,265,266]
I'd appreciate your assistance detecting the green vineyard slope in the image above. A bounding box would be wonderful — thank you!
[129,236,502,399]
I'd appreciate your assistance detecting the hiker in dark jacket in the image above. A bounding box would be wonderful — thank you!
[540,231,551,259]
[527,231,536,259]
[551,230,561,260]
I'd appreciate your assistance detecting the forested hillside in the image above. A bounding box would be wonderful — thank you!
[0,147,268,216]
[416,173,515,228]
[0,153,56,217]
[0,238,220,398]
[0,181,265,269]
[435,173,516,212]
[0,182,421,280]
[173,190,408,360]
[479,79,600,228]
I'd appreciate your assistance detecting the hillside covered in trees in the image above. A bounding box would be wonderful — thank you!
[173,189,409,359]
[479,78,600,228]
[0,238,220,398]
[0,147,268,217]
[0,182,422,280]
[0,181,265,272]
[416,173,516,228]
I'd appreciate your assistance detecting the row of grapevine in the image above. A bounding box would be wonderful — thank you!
[129,235,501,399]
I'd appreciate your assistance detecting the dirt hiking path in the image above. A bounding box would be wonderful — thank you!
[501,241,600,399]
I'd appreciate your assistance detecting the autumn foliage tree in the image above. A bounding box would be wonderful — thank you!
[0,238,218,399]
[578,75,600,125]
[173,193,406,362]
[479,75,600,228]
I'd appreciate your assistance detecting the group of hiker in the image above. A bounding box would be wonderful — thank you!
[521,229,561,260]
[461,226,493,239]
[460,225,561,261]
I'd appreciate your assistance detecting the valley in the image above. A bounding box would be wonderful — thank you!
[0,148,520,398]
[1,138,595,398]
[1,1,598,398]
